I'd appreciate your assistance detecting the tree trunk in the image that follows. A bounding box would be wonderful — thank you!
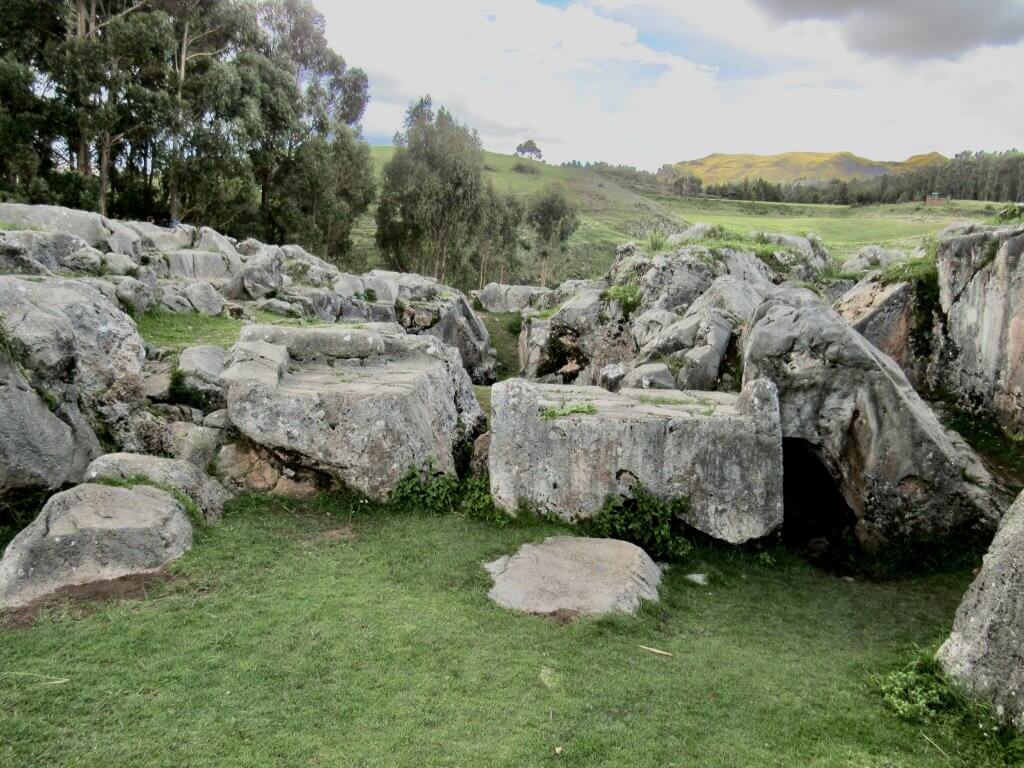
[478,250,487,290]
[98,134,111,216]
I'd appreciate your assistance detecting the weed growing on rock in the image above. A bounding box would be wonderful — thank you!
[601,283,641,319]
[388,467,509,526]
[539,402,598,420]
[581,485,692,561]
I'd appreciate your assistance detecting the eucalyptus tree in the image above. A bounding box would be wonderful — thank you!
[526,184,579,287]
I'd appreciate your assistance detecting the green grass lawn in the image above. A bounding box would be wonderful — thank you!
[1,494,1003,768]
[353,147,997,283]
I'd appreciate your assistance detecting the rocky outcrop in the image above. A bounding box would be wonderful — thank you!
[0,276,145,395]
[0,353,100,498]
[843,245,907,273]
[488,378,784,544]
[85,453,228,522]
[938,490,1024,729]
[742,290,1002,552]
[934,223,1024,430]
[0,203,139,254]
[484,536,661,616]
[220,325,484,500]
[0,483,192,608]
[474,282,551,313]
[175,345,227,410]
[834,272,929,387]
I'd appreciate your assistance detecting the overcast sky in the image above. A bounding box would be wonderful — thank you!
[320,0,1024,170]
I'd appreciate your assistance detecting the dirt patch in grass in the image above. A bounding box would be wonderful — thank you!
[3,572,176,630]
[545,608,580,625]
[312,524,359,543]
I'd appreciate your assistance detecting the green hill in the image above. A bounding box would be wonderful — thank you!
[350,146,984,283]
[672,151,946,186]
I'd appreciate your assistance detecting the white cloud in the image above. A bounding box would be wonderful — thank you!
[319,0,1024,170]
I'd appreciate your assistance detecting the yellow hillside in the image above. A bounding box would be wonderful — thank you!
[674,151,946,185]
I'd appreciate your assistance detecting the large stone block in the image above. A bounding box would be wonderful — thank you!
[488,378,784,544]
[220,325,484,500]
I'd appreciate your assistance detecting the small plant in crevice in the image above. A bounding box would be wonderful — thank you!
[168,368,214,412]
[601,283,642,319]
[363,288,377,302]
[539,402,598,420]
[580,485,692,561]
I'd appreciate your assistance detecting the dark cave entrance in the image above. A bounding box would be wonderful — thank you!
[781,438,860,571]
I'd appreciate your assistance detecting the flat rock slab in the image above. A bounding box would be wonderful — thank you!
[485,536,661,616]
[221,325,483,500]
[489,378,784,544]
[0,483,192,609]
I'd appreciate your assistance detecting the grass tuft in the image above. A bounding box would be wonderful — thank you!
[539,402,598,420]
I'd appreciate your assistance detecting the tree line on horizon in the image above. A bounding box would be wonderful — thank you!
[0,0,578,290]
[565,151,1024,206]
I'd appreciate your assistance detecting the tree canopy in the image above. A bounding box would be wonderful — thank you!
[0,0,374,265]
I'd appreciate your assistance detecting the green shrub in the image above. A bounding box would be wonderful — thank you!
[601,283,642,319]
[581,485,692,560]
[168,368,214,412]
[539,402,598,420]
[387,467,509,526]
[512,161,540,175]
[363,288,377,302]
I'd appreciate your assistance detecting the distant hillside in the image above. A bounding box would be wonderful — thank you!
[672,151,946,186]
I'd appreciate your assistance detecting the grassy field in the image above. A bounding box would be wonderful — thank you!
[349,146,997,284]
[1,493,1009,768]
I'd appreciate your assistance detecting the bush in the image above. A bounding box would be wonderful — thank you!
[387,467,509,526]
[581,485,692,561]
[646,230,669,253]
[512,162,539,175]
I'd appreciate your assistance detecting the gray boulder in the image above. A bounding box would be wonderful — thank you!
[0,353,100,498]
[0,203,139,254]
[0,483,192,608]
[0,231,92,275]
[222,250,284,301]
[938,490,1024,729]
[621,362,675,390]
[175,345,227,409]
[934,223,1024,430]
[844,245,906,273]
[193,226,239,258]
[475,283,550,313]
[85,452,229,522]
[489,378,784,544]
[484,536,661,616]
[0,276,145,396]
[167,422,224,468]
[220,325,484,499]
[834,272,926,386]
[124,220,196,252]
[742,291,1001,552]
[153,250,242,282]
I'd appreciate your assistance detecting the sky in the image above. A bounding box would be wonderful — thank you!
[319,0,1024,170]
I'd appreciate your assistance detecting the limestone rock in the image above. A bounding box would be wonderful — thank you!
[0,354,100,498]
[0,276,145,395]
[167,422,224,468]
[0,483,192,609]
[85,452,229,522]
[938,490,1024,729]
[934,223,1024,430]
[0,231,91,275]
[489,378,784,544]
[220,325,484,499]
[0,203,139,254]
[475,283,551,313]
[844,245,906,273]
[484,536,661,616]
[742,291,1001,551]
[175,345,227,410]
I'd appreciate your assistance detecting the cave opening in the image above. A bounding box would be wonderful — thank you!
[781,438,860,571]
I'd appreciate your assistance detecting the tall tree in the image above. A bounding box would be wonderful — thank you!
[376,96,486,285]
[527,184,579,287]
[515,139,542,161]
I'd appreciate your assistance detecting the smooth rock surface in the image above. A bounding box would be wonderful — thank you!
[484,536,661,616]
[938,490,1024,729]
[0,484,192,608]
[85,453,229,522]
[489,378,784,544]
